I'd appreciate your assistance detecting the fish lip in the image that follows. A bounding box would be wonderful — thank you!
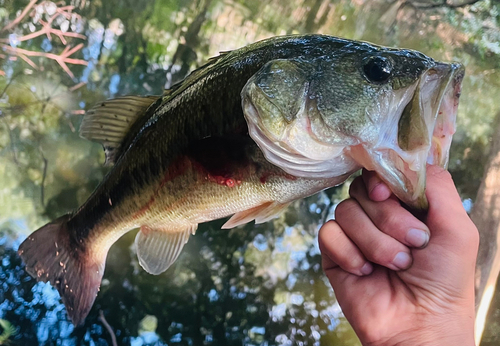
[427,62,464,168]
[390,62,464,209]
[350,62,464,210]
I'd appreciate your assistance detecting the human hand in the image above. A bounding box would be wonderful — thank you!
[318,166,478,346]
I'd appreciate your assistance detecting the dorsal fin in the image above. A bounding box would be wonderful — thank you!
[168,51,230,94]
[79,95,160,165]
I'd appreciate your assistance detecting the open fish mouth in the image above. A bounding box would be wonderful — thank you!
[243,61,465,210]
[349,62,465,209]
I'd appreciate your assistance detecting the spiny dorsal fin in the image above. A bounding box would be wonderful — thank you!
[79,95,160,165]
[168,51,230,94]
[221,201,291,229]
[135,224,197,275]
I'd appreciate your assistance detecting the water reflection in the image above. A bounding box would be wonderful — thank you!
[1,0,500,345]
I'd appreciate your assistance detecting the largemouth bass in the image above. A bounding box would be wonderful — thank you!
[18,34,464,325]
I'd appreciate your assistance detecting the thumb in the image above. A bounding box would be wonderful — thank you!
[424,165,478,255]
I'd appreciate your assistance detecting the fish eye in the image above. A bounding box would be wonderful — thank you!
[362,56,392,83]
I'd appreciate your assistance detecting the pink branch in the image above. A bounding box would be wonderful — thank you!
[0,0,88,80]
[68,81,86,92]
[1,0,38,33]
[2,43,88,78]
[1,1,86,45]
[17,53,39,69]
[6,16,86,45]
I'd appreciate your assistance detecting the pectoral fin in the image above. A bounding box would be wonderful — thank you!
[135,224,197,275]
[222,201,290,229]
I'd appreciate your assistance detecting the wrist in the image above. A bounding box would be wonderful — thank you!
[361,314,475,346]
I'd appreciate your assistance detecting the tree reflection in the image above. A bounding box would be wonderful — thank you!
[1,0,500,345]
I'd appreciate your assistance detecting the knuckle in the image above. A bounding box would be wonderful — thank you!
[318,221,341,243]
[318,221,346,254]
[355,321,385,345]
[334,198,359,219]
[337,254,365,273]
[364,243,393,265]
[376,211,400,231]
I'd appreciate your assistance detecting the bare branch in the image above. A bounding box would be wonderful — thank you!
[1,43,88,78]
[0,0,38,33]
[0,6,86,45]
[68,81,86,92]
[17,52,39,70]
[2,21,86,45]
[0,0,87,79]
[40,149,48,207]
[1,119,20,165]
[98,311,118,346]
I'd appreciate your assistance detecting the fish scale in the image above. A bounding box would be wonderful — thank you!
[18,34,463,325]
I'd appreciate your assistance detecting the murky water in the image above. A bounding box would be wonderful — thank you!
[1,0,500,345]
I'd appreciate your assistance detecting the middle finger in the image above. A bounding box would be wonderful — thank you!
[349,176,430,249]
[335,197,413,271]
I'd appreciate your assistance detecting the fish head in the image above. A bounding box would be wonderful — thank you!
[242,42,464,209]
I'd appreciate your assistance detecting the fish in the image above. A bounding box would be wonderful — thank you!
[17,34,464,325]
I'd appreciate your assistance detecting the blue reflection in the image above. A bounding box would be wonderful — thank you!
[253,233,268,251]
[41,38,53,52]
[80,61,94,83]
[463,198,473,213]
[85,25,104,60]
[109,74,121,96]
[208,288,219,302]
[9,33,19,47]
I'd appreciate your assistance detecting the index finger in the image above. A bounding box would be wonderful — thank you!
[362,169,392,202]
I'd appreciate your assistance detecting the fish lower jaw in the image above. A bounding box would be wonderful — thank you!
[347,144,428,209]
[247,116,359,179]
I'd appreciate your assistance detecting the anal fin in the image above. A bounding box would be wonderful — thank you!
[222,202,291,229]
[135,224,197,275]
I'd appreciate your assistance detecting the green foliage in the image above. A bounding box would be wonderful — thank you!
[0,319,17,345]
[1,0,499,345]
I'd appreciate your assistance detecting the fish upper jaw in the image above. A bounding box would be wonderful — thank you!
[427,63,464,168]
[347,62,464,210]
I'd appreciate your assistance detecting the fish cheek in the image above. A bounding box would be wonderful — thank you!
[245,87,288,139]
[305,97,355,146]
[243,59,311,138]
[308,74,370,139]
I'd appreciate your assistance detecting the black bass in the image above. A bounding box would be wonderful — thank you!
[18,34,464,325]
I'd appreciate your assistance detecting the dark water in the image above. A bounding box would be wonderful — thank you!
[1,0,500,345]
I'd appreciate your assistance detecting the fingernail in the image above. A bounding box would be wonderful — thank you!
[406,229,429,248]
[393,252,412,270]
[360,262,374,275]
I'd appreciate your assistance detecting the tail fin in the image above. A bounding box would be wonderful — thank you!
[18,215,104,326]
